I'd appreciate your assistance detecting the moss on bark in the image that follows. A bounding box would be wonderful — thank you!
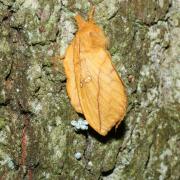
[0,0,179,179]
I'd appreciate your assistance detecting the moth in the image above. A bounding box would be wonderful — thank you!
[63,7,127,136]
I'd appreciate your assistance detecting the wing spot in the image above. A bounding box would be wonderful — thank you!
[84,76,92,83]
[80,76,92,88]
[80,81,83,88]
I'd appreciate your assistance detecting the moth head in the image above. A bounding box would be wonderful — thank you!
[88,25,108,48]
[75,14,108,49]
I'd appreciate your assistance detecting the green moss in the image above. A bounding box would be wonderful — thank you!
[0,0,14,6]
[0,0,179,179]
[0,117,6,129]
[0,38,11,53]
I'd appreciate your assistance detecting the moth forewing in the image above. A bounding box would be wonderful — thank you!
[63,8,127,136]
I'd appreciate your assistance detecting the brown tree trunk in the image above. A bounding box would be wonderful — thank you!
[0,0,179,179]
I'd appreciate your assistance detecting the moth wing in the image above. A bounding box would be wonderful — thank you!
[74,47,127,136]
[63,41,82,113]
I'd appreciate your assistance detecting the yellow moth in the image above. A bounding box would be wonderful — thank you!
[63,7,127,136]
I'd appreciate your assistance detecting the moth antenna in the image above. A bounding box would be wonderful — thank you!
[75,15,86,29]
[88,6,95,22]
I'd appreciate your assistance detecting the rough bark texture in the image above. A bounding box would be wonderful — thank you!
[0,0,179,179]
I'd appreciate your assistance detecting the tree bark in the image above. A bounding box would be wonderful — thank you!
[0,0,179,179]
